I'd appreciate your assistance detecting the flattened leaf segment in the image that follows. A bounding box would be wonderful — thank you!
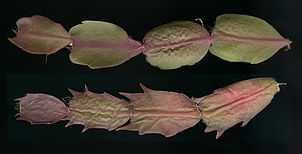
[8,14,292,69]
[8,15,72,54]
[15,78,283,138]
[210,14,292,64]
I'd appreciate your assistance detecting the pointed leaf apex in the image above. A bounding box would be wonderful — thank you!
[68,88,81,96]
[216,130,225,139]
[204,126,215,133]
[118,92,131,97]
[241,119,251,127]
[195,18,204,26]
[81,127,88,133]
[278,82,287,86]
[65,121,73,127]
[84,84,89,92]
[139,83,152,93]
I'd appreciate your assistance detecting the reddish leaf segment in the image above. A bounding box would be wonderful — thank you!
[15,78,282,138]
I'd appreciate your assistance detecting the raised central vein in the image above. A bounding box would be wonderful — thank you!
[202,82,276,112]
[215,30,291,45]
[143,34,213,52]
[132,109,201,119]
[23,31,71,40]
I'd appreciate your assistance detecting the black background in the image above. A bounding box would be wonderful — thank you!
[2,0,301,154]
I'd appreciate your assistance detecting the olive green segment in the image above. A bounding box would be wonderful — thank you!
[69,21,128,42]
[209,36,286,64]
[143,21,204,46]
[210,14,287,64]
[69,47,132,69]
[69,20,135,69]
[213,14,283,38]
[146,43,209,69]
[143,21,210,69]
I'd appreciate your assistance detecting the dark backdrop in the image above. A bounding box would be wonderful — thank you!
[2,0,301,154]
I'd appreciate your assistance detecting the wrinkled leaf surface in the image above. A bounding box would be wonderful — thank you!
[118,84,201,137]
[143,21,212,69]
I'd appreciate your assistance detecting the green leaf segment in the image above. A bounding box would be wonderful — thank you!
[8,14,291,69]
